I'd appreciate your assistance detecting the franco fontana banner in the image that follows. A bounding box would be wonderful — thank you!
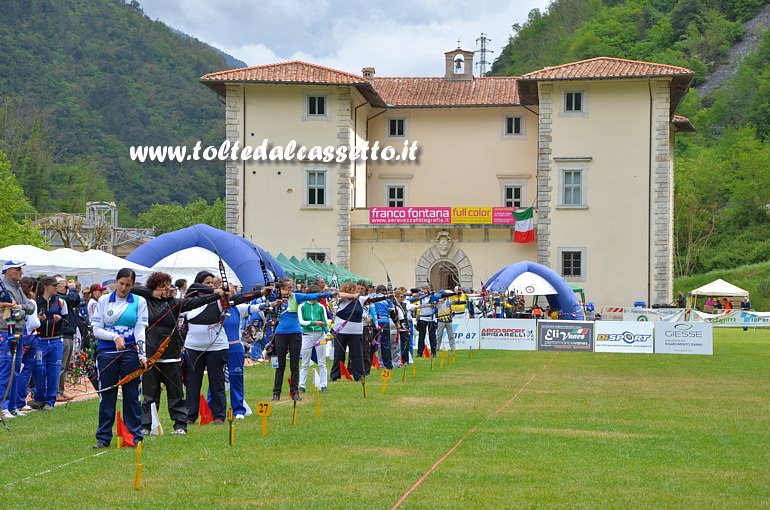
[537,320,594,351]
[369,207,517,225]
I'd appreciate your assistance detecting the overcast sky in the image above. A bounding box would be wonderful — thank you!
[136,0,552,76]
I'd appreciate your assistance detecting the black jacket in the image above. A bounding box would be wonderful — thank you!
[58,289,80,336]
[131,286,221,360]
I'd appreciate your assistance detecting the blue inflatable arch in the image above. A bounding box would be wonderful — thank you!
[126,224,286,291]
[483,260,584,320]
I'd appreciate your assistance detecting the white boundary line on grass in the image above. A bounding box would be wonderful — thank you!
[4,450,110,488]
[391,353,558,510]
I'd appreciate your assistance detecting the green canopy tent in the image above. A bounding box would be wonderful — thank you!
[291,256,330,282]
[274,253,309,282]
[290,256,314,276]
[269,252,372,286]
[569,284,586,305]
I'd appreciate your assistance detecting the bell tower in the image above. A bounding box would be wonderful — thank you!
[444,45,474,81]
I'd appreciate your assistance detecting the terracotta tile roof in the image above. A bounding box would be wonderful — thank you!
[371,77,519,107]
[200,60,386,107]
[520,57,693,80]
[200,60,368,85]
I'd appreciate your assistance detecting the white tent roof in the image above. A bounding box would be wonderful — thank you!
[0,244,96,276]
[690,278,749,297]
[151,247,241,286]
[507,271,558,295]
[83,249,152,273]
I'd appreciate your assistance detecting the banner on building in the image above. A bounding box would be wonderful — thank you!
[478,318,537,350]
[654,322,713,355]
[369,207,518,225]
[594,321,654,354]
[537,320,594,351]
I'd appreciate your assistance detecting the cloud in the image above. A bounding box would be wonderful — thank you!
[137,0,550,75]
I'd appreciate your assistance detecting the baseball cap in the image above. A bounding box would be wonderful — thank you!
[2,260,26,273]
[90,284,108,293]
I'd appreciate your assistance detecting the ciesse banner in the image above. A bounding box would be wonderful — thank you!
[654,322,713,355]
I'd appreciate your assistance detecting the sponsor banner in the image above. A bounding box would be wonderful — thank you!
[689,309,770,327]
[452,207,493,224]
[492,208,516,224]
[450,318,480,349]
[537,320,594,351]
[368,207,518,225]
[370,207,451,224]
[654,322,713,355]
[595,321,654,354]
[622,308,681,322]
[479,318,537,350]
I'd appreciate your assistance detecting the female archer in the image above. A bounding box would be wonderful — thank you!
[91,268,148,449]
[131,271,225,435]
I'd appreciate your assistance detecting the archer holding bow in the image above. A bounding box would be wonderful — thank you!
[131,271,228,435]
[91,268,148,449]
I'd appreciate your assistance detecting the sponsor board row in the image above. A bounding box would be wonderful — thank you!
[600,307,770,327]
[445,318,712,355]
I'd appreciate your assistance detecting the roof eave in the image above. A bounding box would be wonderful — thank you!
[200,79,388,108]
[517,74,694,118]
[383,103,522,109]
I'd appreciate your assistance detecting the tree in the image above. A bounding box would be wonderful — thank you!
[0,150,47,247]
[136,198,225,235]
[35,214,112,250]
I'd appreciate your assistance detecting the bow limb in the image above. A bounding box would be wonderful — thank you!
[79,336,173,398]
[370,247,394,296]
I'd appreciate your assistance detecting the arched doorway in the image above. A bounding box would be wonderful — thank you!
[429,261,459,290]
[415,231,473,290]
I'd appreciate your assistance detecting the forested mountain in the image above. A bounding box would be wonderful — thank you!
[2,0,768,278]
[0,0,232,219]
[492,0,770,277]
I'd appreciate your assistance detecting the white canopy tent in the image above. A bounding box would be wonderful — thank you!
[0,245,98,281]
[507,271,558,295]
[690,279,749,297]
[82,249,151,285]
[150,246,241,287]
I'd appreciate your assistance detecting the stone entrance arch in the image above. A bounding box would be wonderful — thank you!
[429,260,459,290]
[415,230,473,289]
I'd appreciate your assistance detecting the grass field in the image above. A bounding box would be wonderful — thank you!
[2,329,769,509]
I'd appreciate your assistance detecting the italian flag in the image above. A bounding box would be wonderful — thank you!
[513,207,535,243]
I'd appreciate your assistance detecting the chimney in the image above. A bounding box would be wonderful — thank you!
[362,67,375,81]
[444,48,474,81]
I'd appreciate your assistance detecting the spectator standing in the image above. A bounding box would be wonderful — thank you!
[34,277,68,411]
[56,278,80,401]
[740,296,751,311]
[1,261,35,418]
[88,284,107,319]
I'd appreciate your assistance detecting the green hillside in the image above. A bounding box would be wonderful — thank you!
[674,260,770,309]
[0,0,231,217]
[493,0,770,279]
